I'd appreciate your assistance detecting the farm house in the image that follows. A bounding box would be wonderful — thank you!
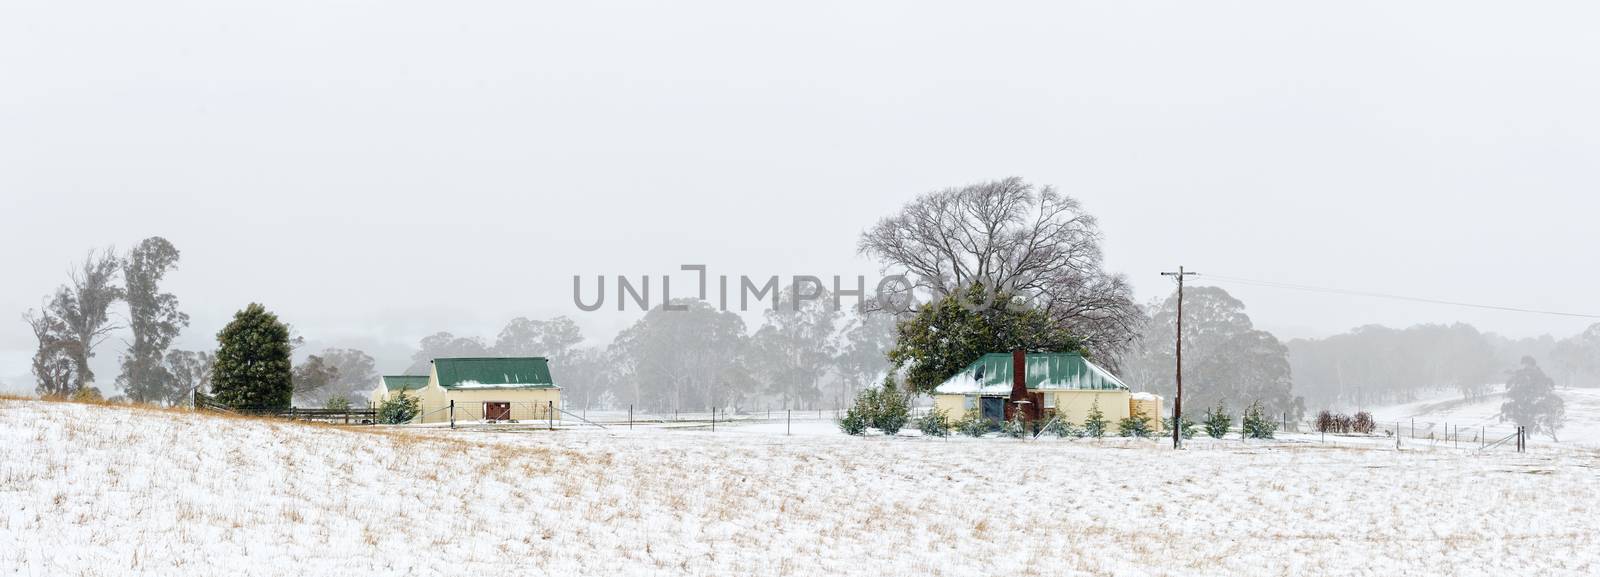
[932,350,1162,432]
[368,357,562,424]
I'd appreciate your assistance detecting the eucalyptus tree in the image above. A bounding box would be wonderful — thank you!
[118,237,189,404]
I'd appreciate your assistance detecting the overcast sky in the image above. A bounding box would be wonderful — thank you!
[2,1,1596,393]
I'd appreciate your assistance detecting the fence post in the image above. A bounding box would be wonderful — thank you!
[711,407,716,432]
[787,409,791,436]
[548,400,554,431]
[629,405,633,430]
[1395,421,1400,450]
[449,400,455,429]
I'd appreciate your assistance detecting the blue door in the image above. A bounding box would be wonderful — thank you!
[981,397,1005,423]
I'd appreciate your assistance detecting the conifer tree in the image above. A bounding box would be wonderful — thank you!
[211,303,294,410]
[1083,399,1109,438]
[1118,407,1152,438]
[378,389,420,424]
[1203,403,1232,439]
[1240,400,1276,439]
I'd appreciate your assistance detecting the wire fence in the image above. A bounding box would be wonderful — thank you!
[1276,417,1535,453]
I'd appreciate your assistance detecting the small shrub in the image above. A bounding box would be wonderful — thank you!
[1240,400,1276,439]
[324,395,351,411]
[1083,400,1109,438]
[1043,418,1083,438]
[1315,410,1335,433]
[1000,411,1028,438]
[1352,411,1376,434]
[1118,408,1152,438]
[918,408,952,438]
[377,389,420,424]
[871,383,911,436]
[956,411,991,437]
[1164,415,1197,439]
[838,405,870,436]
[1203,404,1231,439]
[839,388,874,436]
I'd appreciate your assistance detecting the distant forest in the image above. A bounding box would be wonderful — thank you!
[22,180,1598,421]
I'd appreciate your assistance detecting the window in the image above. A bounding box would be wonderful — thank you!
[1043,394,1056,409]
[964,396,977,410]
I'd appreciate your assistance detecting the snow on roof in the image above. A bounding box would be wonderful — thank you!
[1131,392,1162,401]
[447,380,558,390]
[932,352,1132,395]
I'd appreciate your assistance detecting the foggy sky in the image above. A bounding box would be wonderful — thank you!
[3,1,1597,393]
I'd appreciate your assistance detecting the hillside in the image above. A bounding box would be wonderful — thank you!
[2,399,1597,576]
[1369,388,1600,446]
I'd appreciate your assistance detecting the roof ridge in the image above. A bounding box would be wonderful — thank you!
[432,356,549,361]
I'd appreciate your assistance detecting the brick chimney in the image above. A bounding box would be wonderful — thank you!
[1010,348,1028,403]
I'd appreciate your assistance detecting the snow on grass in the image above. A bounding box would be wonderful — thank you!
[2,399,1598,576]
[1368,387,1600,446]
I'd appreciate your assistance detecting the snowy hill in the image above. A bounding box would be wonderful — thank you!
[1368,388,1600,446]
[2,399,1597,576]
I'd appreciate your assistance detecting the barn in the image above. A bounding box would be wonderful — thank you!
[368,357,562,424]
[931,350,1162,433]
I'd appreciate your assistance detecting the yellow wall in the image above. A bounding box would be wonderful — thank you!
[936,390,1144,434]
[420,388,562,424]
[1048,390,1131,430]
[1129,396,1164,432]
[933,394,968,421]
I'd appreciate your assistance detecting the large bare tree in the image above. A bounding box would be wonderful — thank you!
[857,177,1141,364]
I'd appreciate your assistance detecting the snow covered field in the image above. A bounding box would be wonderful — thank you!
[1368,387,1600,447]
[3,399,1598,576]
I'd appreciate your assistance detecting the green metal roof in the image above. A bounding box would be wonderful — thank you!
[381,375,430,392]
[933,352,1130,394]
[433,357,559,390]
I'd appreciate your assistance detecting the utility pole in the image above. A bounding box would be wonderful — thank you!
[1161,266,1198,449]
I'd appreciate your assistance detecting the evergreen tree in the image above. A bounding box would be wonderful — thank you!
[1083,399,1109,438]
[1000,409,1028,438]
[1203,404,1232,439]
[1044,418,1084,438]
[324,395,351,411]
[870,376,911,435]
[956,411,991,437]
[378,389,420,424]
[211,303,294,410]
[838,389,872,436]
[1501,356,1566,440]
[887,285,1082,394]
[1240,400,1276,439]
[1164,415,1197,439]
[918,407,952,438]
[1118,407,1152,438]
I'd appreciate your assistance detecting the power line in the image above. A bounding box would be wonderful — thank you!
[1200,273,1600,319]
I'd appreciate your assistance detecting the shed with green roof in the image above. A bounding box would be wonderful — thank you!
[368,357,563,424]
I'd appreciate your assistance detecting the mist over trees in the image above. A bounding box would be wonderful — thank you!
[25,248,125,398]
[1502,356,1566,440]
[1125,286,1303,420]
[1286,321,1600,411]
[117,238,189,404]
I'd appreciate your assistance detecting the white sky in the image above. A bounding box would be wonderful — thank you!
[2,1,1596,392]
